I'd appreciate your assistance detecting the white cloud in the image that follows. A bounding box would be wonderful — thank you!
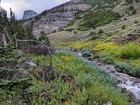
[1,0,70,19]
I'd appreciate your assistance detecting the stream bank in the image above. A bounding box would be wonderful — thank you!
[78,51,140,104]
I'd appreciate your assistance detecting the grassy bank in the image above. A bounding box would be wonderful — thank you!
[27,51,130,105]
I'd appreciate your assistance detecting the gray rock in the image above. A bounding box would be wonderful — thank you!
[21,58,37,68]
[22,10,38,20]
[22,2,91,36]
[104,101,113,105]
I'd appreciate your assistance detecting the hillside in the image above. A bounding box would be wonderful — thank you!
[47,0,140,103]
[21,1,91,36]
[1,0,140,104]
[48,0,140,44]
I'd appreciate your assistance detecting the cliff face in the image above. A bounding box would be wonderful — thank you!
[22,10,38,20]
[22,2,91,36]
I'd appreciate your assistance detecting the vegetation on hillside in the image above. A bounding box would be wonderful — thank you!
[93,42,140,77]
[82,0,119,6]
[1,0,140,104]
[0,7,132,105]
[78,10,119,29]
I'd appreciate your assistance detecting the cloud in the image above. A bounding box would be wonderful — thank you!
[1,0,70,19]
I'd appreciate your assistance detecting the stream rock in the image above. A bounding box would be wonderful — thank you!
[21,58,37,69]
[104,101,113,105]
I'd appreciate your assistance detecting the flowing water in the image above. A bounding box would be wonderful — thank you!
[78,51,140,103]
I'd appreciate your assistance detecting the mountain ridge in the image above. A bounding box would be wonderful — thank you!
[21,1,91,36]
[22,10,38,20]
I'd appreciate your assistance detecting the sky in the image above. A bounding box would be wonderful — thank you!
[1,0,70,19]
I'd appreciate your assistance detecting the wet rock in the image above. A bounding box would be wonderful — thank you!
[87,57,94,61]
[71,48,79,52]
[81,51,92,57]
[104,101,113,105]
[134,79,140,84]
[21,58,37,69]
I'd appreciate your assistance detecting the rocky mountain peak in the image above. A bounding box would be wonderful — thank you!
[22,10,38,20]
[22,2,91,36]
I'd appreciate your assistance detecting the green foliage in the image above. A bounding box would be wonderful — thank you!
[38,31,50,46]
[65,28,75,32]
[135,0,140,2]
[79,10,117,29]
[0,9,35,47]
[98,29,104,35]
[81,50,91,57]
[125,0,133,4]
[82,0,119,6]
[28,51,130,105]
[128,5,134,10]
[115,62,132,72]
[120,43,140,59]
[89,31,100,40]
[73,30,78,34]
[0,45,31,104]
[67,20,75,27]
[101,56,113,64]
[131,65,140,77]
[94,42,140,76]
[132,9,137,15]
[122,25,126,29]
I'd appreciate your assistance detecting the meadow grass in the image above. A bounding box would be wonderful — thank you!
[27,51,130,105]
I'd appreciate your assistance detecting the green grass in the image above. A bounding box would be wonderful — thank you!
[82,0,119,5]
[93,42,140,76]
[26,51,130,105]
[0,47,131,105]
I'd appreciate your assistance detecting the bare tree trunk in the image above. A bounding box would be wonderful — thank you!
[0,25,12,43]
[2,34,7,47]
[14,33,18,49]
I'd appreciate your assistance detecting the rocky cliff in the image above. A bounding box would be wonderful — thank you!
[22,2,91,36]
[22,10,38,20]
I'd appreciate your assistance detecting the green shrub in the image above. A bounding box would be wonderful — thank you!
[128,5,134,10]
[115,62,132,72]
[131,66,140,77]
[89,31,100,40]
[73,30,77,34]
[98,29,104,35]
[89,31,96,36]
[135,0,140,2]
[65,28,75,32]
[101,56,114,64]
[132,9,137,15]
[114,12,121,19]
[81,50,91,57]
[122,25,126,29]
[77,27,91,31]
[120,43,140,59]
[67,20,75,27]
[79,10,117,29]
[134,20,138,24]
[38,31,50,46]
